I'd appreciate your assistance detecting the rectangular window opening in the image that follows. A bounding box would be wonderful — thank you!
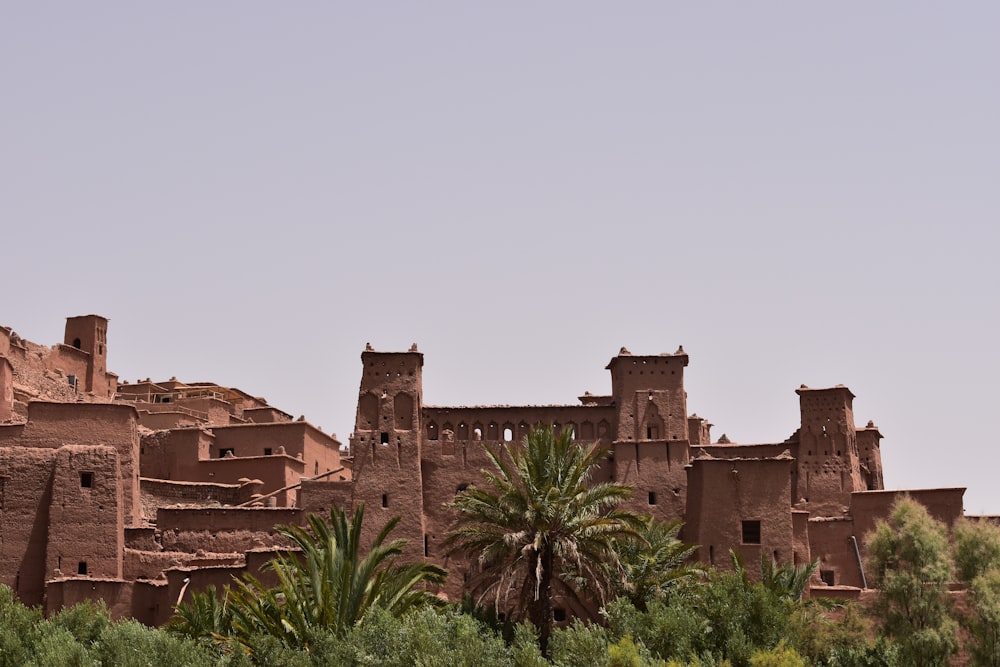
[219,448,235,458]
[77,561,88,576]
[263,448,273,456]
[820,569,836,586]
[380,432,390,444]
[647,491,657,505]
[553,608,567,623]
[80,472,94,488]
[741,520,761,545]
[381,493,388,508]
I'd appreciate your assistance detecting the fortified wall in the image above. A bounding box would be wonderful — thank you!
[0,315,973,623]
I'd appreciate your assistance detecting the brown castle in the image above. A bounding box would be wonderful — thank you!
[0,315,969,622]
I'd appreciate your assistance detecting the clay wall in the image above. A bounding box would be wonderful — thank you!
[174,397,234,425]
[140,428,212,481]
[808,517,862,588]
[140,478,261,520]
[0,327,9,357]
[15,402,141,525]
[244,406,293,424]
[611,440,690,522]
[0,356,12,422]
[64,315,110,395]
[47,445,124,580]
[137,410,201,430]
[0,447,57,606]
[156,507,299,553]
[606,351,689,443]
[685,456,795,574]
[423,405,615,447]
[688,416,712,446]
[210,422,341,475]
[298,479,354,515]
[792,510,811,566]
[196,455,305,506]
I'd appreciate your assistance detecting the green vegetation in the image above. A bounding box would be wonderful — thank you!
[10,432,1000,665]
[444,425,643,656]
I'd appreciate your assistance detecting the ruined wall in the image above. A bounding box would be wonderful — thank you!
[140,478,262,521]
[856,422,884,491]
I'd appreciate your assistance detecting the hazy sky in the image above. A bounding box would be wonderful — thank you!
[3,4,998,510]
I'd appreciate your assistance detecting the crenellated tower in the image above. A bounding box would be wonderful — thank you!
[606,346,691,521]
[795,385,865,515]
[348,344,425,557]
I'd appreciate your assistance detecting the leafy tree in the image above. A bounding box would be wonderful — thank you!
[865,497,957,667]
[615,516,701,611]
[175,504,446,655]
[444,425,642,657]
[954,518,1000,585]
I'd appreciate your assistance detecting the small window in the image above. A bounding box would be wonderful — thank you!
[72,338,81,349]
[503,427,513,442]
[648,491,657,505]
[741,520,761,545]
[424,534,429,557]
[381,493,388,508]
[80,472,94,488]
[219,448,235,458]
[820,569,835,586]
[380,432,389,445]
[77,561,88,575]
[553,608,567,623]
[263,448,273,456]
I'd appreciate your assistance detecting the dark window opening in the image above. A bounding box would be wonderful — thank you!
[219,448,235,458]
[424,534,429,557]
[98,344,103,355]
[709,545,715,565]
[72,338,81,349]
[741,520,761,545]
[77,562,88,576]
[457,483,470,493]
[162,397,171,403]
[80,472,93,488]
[381,493,388,508]
[648,491,657,505]
[820,569,835,586]
[553,608,567,623]
[263,448,272,456]
[380,432,390,444]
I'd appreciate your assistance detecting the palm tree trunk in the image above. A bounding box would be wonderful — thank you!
[527,546,555,658]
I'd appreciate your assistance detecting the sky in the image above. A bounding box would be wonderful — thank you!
[3,4,998,510]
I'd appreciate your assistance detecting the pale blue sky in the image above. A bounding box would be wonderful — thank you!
[3,4,998,509]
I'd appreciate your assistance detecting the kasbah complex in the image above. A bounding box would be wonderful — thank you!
[0,315,974,622]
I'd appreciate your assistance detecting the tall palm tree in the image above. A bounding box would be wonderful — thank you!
[177,505,446,655]
[444,425,641,657]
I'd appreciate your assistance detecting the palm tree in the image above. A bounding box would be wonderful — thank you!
[444,425,641,657]
[174,505,446,655]
[615,516,702,611]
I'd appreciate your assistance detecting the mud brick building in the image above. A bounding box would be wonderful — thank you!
[0,315,971,621]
